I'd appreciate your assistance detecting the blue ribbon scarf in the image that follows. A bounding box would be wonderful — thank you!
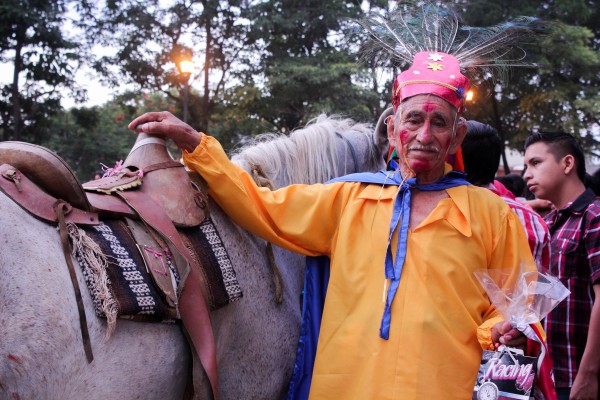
[287,166,470,400]
[330,166,470,339]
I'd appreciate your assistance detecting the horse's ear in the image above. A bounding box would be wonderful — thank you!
[374,107,393,162]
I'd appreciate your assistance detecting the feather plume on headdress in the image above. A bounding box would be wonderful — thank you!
[355,2,546,110]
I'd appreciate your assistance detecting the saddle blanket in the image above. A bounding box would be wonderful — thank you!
[75,217,242,322]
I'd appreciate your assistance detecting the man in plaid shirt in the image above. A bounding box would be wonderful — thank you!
[524,131,600,400]
[461,120,551,269]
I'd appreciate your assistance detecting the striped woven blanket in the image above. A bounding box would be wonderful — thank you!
[75,217,242,323]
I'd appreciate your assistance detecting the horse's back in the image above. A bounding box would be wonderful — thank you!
[0,192,191,400]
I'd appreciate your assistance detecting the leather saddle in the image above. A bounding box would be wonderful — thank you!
[0,136,209,359]
[0,135,206,227]
[0,136,219,399]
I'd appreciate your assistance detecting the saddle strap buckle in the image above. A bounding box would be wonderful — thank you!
[2,168,22,192]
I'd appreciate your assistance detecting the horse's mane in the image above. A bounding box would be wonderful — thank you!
[230,114,375,187]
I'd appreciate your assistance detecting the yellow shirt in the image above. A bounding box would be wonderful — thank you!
[184,134,537,399]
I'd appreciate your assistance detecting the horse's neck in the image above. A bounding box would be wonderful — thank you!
[233,143,328,188]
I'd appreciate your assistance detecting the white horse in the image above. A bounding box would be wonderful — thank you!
[0,114,388,400]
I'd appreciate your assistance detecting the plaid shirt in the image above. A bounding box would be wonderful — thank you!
[488,182,551,270]
[543,188,600,388]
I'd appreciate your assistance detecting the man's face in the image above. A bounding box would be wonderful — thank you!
[523,141,565,201]
[387,95,465,183]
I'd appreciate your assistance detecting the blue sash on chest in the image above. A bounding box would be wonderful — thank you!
[286,167,470,400]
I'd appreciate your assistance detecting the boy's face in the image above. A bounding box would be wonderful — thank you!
[523,141,566,201]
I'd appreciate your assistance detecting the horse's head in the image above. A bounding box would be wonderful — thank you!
[330,111,391,177]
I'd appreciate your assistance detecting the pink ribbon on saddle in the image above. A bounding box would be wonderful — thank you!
[101,160,144,178]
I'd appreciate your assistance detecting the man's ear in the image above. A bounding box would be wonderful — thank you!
[374,107,393,158]
[449,120,467,154]
[563,154,576,175]
[387,114,397,148]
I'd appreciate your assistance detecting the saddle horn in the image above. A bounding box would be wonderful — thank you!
[123,133,206,227]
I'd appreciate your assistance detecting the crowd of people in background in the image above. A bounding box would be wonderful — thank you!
[463,123,599,400]
[494,166,600,204]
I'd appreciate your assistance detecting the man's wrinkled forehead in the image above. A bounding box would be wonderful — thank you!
[399,94,457,119]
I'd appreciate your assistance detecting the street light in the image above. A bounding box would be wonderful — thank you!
[179,59,194,123]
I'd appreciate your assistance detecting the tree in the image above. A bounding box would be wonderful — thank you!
[80,0,255,141]
[234,0,386,133]
[460,0,600,168]
[41,92,178,180]
[0,0,89,142]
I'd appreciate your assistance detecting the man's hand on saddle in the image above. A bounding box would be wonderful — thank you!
[128,111,201,153]
[491,320,527,350]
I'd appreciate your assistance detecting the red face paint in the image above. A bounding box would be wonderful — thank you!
[422,102,437,112]
[399,129,409,143]
[411,159,431,170]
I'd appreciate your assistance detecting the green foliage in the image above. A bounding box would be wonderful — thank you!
[461,0,600,157]
[207,84,276,150]
[259,53,374,127]
[539,21,599,75]
[227,0,387,135]
[0,0,88,141]
[40,92,178,180]
[82,0,255,134]
[1,0,598,169]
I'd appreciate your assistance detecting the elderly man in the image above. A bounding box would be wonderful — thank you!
[129,49,537,398]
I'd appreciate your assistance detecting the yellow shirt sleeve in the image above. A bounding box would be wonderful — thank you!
[476,205,538,350]
[183,133,352,257]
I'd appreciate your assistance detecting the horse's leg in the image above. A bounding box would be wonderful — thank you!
[206,203,305,400]
[0,194,191,399]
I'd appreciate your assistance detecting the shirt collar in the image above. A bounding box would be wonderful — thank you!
[568,187,597,214]
[411,185,472,237]
[441,186,472,237]
[355,164,472,237]
[432,163,471,236]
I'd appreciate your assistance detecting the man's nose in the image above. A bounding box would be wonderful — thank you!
[523,167,531,181]
[416,123,433,143]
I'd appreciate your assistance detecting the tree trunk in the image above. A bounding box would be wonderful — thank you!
[491,94,511,175]
[11,33,24,141]
[201,19,212,133]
